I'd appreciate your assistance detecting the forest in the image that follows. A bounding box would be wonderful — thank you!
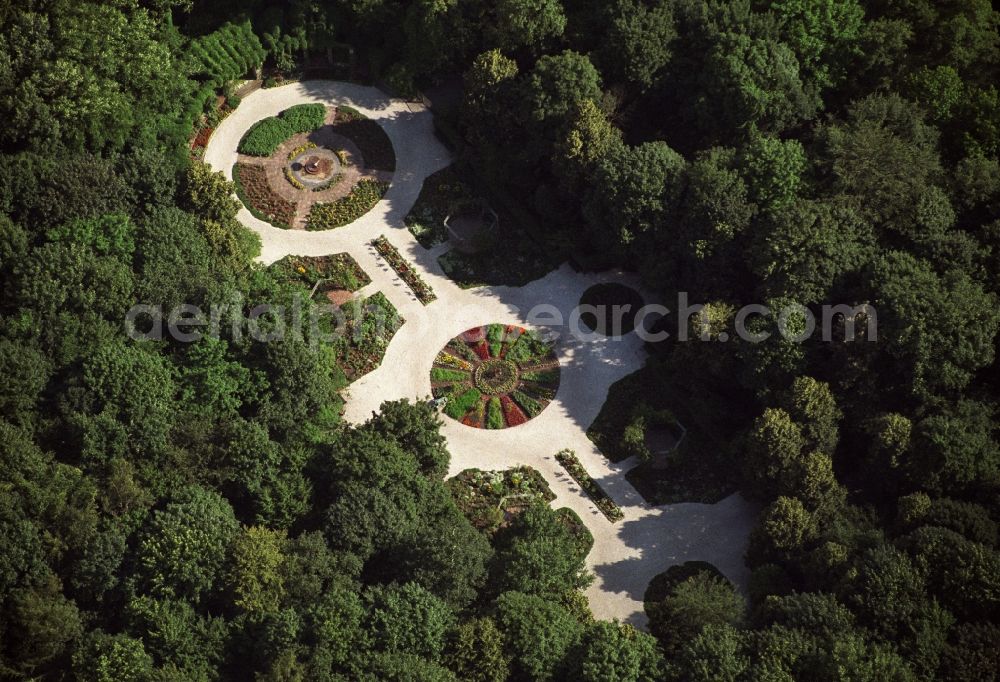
[1,0,999,680]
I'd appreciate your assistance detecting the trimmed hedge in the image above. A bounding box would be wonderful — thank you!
[188,21,265,87]
[281,104,326,133]
[239,117,294,156]
[239,104,327,156]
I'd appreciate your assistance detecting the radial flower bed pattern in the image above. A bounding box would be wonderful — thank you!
[432,324,560,429]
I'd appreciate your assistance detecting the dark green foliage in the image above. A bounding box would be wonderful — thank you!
[494,591,584,682]
[645,566,744,655]
[575,620,665,682]
[238,118,295,156]
[280,104,327,134]
[4,1,1000,679]
[872,251,999,399]
[188,22,266,88]
[134,486,239,603]
[364,582,455,662]
[492,504,593,597]
[445,617,510,682]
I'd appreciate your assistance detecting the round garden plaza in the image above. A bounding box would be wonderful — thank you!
[203,80,757,627]
[431,325,561,429]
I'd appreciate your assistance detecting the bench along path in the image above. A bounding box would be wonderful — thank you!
[205,80,756,627]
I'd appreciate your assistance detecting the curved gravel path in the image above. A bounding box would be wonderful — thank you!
[205,81,756,626]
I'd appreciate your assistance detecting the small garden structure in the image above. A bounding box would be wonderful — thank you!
[431,324,560,429]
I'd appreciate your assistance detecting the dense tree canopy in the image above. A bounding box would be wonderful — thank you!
[3,0,1000,678]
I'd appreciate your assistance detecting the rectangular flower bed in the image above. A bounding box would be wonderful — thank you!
[554,449,624,523]
[371,235,437,304]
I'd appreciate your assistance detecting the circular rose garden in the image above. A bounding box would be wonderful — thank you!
[431,324,561,429]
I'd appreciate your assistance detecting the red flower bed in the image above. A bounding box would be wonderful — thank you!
[192,126,213,149]
[234,163,296,228]
[462,327,485,343]
[473,340,491,360]
[462,411,480,427]
[501,395,528,427]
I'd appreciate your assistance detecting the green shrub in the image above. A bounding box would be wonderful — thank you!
[622,414,651,460]
[445,388,482,420]
[281,103,326,133]
[512,390,542,418]
[238,105,326,156]
[487,397,504,429]
[238,117,293,156]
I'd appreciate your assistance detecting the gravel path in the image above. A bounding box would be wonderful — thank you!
[205,81,756,626]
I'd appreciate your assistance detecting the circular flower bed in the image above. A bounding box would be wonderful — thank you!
[475,358,519,395]
[233,105,395,230]
[578,283,645,336]
[431,324,561,429]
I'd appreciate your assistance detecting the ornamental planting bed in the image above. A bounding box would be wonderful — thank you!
[308,179,389,230]
[554,449,624,523]
[232,105,394,229]
[431,324,560,429]
[232,163,295,228]
[446,467,555,535]
[334,291,404,380]
[271,253,370,302]
[371,235,436,304]
[330,106,396,172]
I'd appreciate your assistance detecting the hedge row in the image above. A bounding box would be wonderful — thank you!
[188,21,265,87]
